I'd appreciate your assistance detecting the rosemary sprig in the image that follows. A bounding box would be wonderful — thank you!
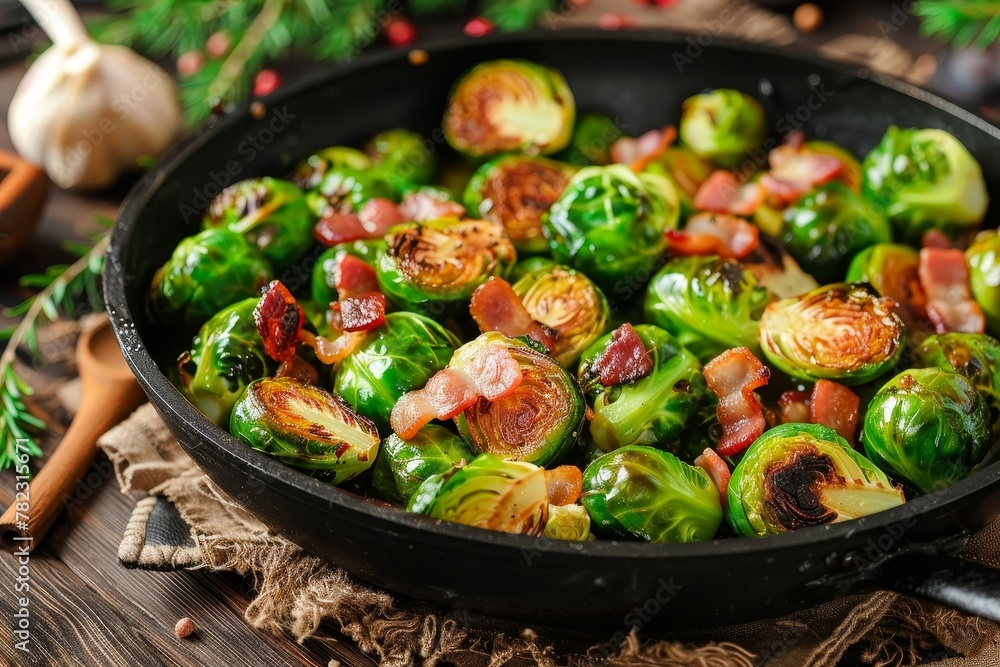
[0,366,44,472]
[914,0,1000,50]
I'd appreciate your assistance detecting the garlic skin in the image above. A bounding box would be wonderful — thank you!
[8,5,182,189]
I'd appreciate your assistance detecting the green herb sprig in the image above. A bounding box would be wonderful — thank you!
[915,1,1000,50]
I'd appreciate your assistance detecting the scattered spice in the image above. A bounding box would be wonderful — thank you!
[793,3,823,33]
[174,617,195,639]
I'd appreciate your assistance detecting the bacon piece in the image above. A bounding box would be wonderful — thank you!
[693,170,764,217]
[923,229,953,249]
[421,368,481,420]
[544,466,583,506]
[300,329,367,365]
[694,448,731,509]
[593,323,653,387]
[391,391,437,440]
[452,341,524,400]
[777,390,811,425]
[398,189,466,222]
[358,197,403,231]
[313,197,402,246]
[610,126,677,171]
[275,355,320,385]
[760,143,844,206]
[919,247,986,334]
[665,212,760,260]
[469,277,556,352]
[335,293,386,332]
[335,255,380,299]
[809,380,860,446]
[253,280,304,362]
[702,347,770,457]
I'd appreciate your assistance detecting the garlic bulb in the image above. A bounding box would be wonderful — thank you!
[8,0,182,189]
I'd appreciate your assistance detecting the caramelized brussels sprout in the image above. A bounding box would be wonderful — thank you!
[561,112,623,166]
[543,165,680,286]
[372,425,475,504]
[543,504,591,541]
[579,325,704,451]
[861,127,989,244]
[678,89,766,167]
[863,368,991,493]
[175,298,272,425]
[781,183,892,284]
[512,264,610,366]
[581,445,722,543]
[364,128,436,185]
[464,155,576,254]
[455,333,585,467]
[408,453,549,535]
[728,423,905,537]
[443,59,575,158]
[644,256,771,362]
[335,312,460,431]
[845,243,927,332]
[150,228,273,330]
[967,230,1000,333]
[307,167,398,218]
[376,219,516,313]
[759,283,904,385]
[291,146,373,190]
[311,239,386,305]
[915,333,1000,427]
[231,377,380,485]
[203,177,314,270]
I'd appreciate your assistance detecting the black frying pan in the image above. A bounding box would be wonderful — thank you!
[104,30,1000,630]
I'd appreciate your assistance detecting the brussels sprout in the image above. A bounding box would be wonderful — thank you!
[443,59,575,158]
[644,256,772,362]
[728,423,905,537]
[915,333,1000,428]
[781,183,892,284]
[512,264,610,366]
[678,89,766,167]
[335,312,460,430]
[644,145,716,219]
[560,112,623,166]
[408,453,549,535]
[543,504,591,541]
[231,377,380,485]
[464,155,576,254]
[509,256,558,283]
[543,165,679,287]
[967,230,1000,333]
[578,325,704,452]
[371,425,475,504]
[203,177,314,270]
[845,243,927,332]
[291,146,373,190]
[455,333,585,467]
[364,128,436,185]
[150,228,273,330]
[759,283,904,385]
[863,368,991,493]
[307,167,398,218]
[311,239,386,305]
[376,218,516,313]
[861,127,989,244]
[581,445,722,543]
[175,298,272,425]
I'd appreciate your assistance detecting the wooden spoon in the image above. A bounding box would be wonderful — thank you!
[0,314,145,546]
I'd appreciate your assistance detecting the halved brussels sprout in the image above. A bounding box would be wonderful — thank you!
[311,239,386,305]
[307,167,398,218]
[581,445,722,543]
[781,183,892,284]
[512,264,610,366]
[759,283,904,385]
[861,127,989,244]
[678,89,766,167]
[203,177,314,270]
[175,298,272,426]
[464,155,576,254]
[967,230,1000,334]
[371,424,475,504]
[644,145,715,199]
[560,112,623,166]
[455,333,585,467]
[150,228,273,330]
[644,256,772,363]
[729,423,905,537]
[862,368,991,493]
[443,59,575,158]
[915,333,1000,429]
[376,218,516,313]
[509,256,558,283]
[845,243,928,332]
[231,377,380,485]
[543,165,680,286]
[291,146,373,190]
[543,503,591,541]
[335,312,460,431]
[408,453,549,535]
[578,325,704,452]
[364,128,436,185]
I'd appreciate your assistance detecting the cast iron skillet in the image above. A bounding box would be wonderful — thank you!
[105,30,1000,630]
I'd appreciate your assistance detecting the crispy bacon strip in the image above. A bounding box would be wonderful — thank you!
[919,247,986,334]
[702,347,770,456]
[254,280,304,362]
[335,293,387,332]
[398,189,466,222]
[760,140,844,206]
[335,255,381,299]
[313,197,402,247]
[593,323,653,386]
[544,466,583,506]
[301,329,368,365]
[609,126,677,172]
[694,448,731,509]
[693,170,765,217]
[275,355,320,385]
[665,212,760,260]
[777,390,811,425]
[809,380,860,446]
[469,277,556,352]
[631,126,677,172]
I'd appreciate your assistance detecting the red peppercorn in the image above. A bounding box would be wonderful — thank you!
[464,16,494,38]
[206,32,230,59]
[253,69,281,97]
[176,51,204,76]
[385,16,417,47]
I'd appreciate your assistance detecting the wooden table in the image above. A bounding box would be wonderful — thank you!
[0,3,946,665]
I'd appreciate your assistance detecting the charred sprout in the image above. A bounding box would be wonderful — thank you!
[372,424,475,504]
[967,230,1000,334]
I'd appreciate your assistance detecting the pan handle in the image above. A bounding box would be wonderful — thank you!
[877,552,1000,622]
